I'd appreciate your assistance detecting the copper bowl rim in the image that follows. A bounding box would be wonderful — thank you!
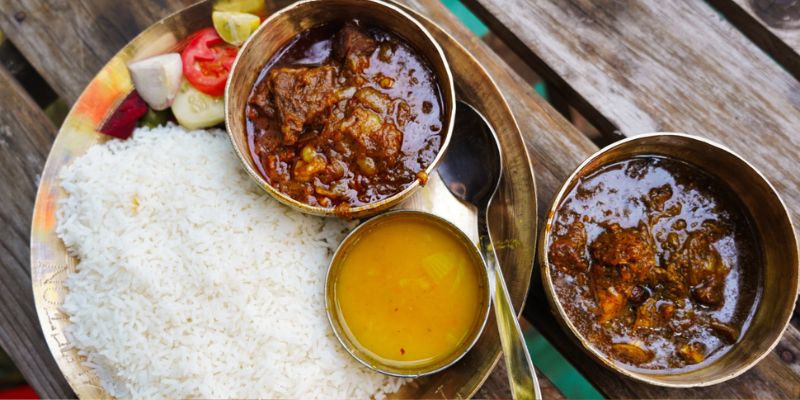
[223,0,456,218]
[324,210,492,377]
[537,132,800,387]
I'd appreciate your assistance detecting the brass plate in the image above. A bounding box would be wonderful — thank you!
[30,1,537,398]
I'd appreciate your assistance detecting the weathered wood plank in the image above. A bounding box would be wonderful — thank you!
[709,0,800,80]
[401,0,597,213]
[0,65,72,398]
[461,0,800,232]
[461,0,800,397]
[475,355,565,400]
[0,0,196,103]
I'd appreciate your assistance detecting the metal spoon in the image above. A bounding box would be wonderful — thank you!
[438,101,541,400]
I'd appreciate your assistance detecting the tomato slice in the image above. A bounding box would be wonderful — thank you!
[181,28,238,97]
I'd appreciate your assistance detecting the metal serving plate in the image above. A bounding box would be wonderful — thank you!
[29,1,537,398]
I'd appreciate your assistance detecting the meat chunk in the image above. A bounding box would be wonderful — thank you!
[645,184,673,212]
[589,223,657,323]
[336,107,402,166]
[678,342,706,364]
[549,221,589,273]
[692,279,725,307]
[591,222,657,283]
[595,285,626,323]
[266,65,338,145]
[333,22,377,73]
[673,227,729,308]
[368,124,403,164]
[648,261,688,298]
[632,298,659,330]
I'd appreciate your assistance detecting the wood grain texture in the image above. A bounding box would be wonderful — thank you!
[0,0,196,103]
[474,356,565,400]
[709,0,800,80]
[462,0,800,397]
[461,0,800,233]
[401,0,597,219]
[0,65,72,398]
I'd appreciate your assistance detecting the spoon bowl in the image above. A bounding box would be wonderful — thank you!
[438,103,502,208]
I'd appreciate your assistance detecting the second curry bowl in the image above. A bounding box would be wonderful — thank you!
[538,133,798,387]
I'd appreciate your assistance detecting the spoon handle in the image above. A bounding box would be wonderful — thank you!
[479,216,541,400]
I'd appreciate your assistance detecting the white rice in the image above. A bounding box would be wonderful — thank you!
[56,124,404,399]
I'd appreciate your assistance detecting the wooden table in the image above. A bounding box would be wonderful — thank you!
[0,0,798,398]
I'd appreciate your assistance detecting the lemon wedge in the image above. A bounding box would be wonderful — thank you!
[212,11,261,46]
[213,0,265,14]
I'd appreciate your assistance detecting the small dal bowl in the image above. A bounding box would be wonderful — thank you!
[325,210,491,377]
[538,133,799,387]
[225,0,456,218]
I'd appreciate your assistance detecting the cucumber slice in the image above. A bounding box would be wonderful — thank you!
[171,80,225,130]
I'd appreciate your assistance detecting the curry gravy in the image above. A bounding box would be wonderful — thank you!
[548,156,761,372]
[245,21,444,213]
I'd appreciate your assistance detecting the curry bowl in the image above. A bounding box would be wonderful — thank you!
[325,210,491,377]
[225,0,456,218]
[538,133,799,387]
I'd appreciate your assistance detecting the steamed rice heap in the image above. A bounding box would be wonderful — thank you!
[56,125,403,398]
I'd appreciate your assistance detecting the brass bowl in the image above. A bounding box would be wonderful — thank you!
[325,210,491,377]
[224,0,456,218]
[538,133,799,387]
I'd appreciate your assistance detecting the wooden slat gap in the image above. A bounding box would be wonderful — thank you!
[0,38,59,108]
[707,0,800,83]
